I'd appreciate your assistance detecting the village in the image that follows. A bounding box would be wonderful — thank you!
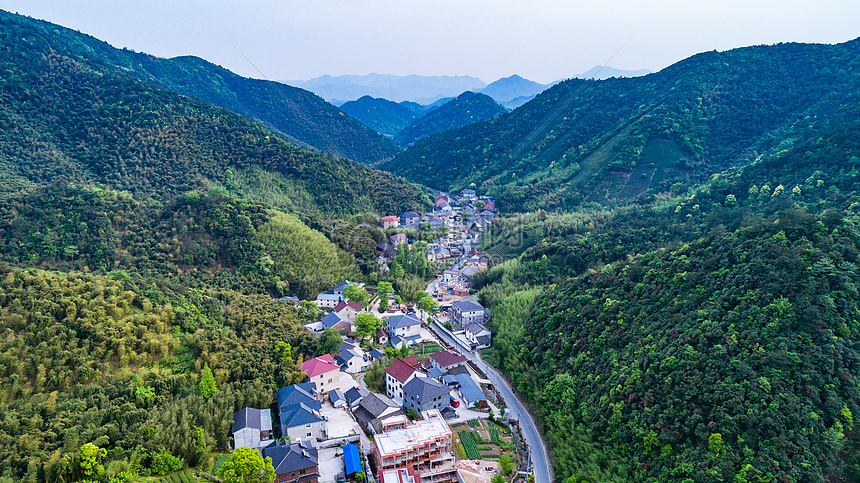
[227,189,522,483]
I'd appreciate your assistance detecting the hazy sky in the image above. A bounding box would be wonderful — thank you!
[2,0,858,84]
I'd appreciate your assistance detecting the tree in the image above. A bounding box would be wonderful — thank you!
[198,363,218,399]
[355,472,366,482]
[415,290,439,316]
[500,453,514,475]
[343,284,370,307]
[79,442,106,478]
[492,474,506,483]
[355,312,382,339]
[377,281,394,311]
[151,451,184,476]
[317,329,342,355]
[217,447,275,483]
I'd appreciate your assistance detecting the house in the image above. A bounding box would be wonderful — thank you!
[427,246,450,263]
[260,439,319,483]
[314,292,342,309]
[460,189,477,200]
[381,215,400,229]
[483,200,496,212]
[352,392,405,434]
[301,354,341,395]
[390,233,408,247]
[377,328,390,345]
[344,386,369,410]
[441,270,460,283]
[335,342,370,374]
[372,409,457,482]
[457,265,480,284]
[379,465,421,483]
[478,210,495,222]
[434,195,449,208]
[279,402,327,442]
[384,355,425,403]
[400,211,420,228]
[450,300,488,327]
[386,313,422,340]
[333,300,362,322]
[427,350,467,373]
[276,383,327,442]
[332,281,362,297]
[452,373,487,407]
[304,311,348,336]
[464,323,492,350]
[377,241,397,260]
[329,389,346,408]
[369,348,387,363]
[232,407,273,449]
[402,376,451,413]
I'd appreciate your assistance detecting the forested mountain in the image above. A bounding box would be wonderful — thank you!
[393,91,509,147]
[381,39,860,212]
[0,10,400,165]
[339,95,418,137]
[475,117,860,481]
[0,10,429,215]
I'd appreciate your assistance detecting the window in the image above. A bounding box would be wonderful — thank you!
[306,423,312,428]
[307,432,312,437]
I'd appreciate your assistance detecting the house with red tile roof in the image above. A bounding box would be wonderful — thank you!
[302,354,341,395]
[380,215,399,229]
[384,355,425,403]
[333,300,362,322]
[427,350,467,373]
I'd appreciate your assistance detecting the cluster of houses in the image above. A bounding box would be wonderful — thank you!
[231,345,481,483]
[376,189,497,277]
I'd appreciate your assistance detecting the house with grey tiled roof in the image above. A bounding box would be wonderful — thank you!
[451,300,488,328]
[402,376,451,413]
[260,439,319,483]
[232,407,273,449]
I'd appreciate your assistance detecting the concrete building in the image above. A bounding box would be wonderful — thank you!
[384,355,425,403]
[402,377,451,413]
[450,300,488,328]
[372,409,457,483]
[380,466,422,483]
[427,350,467,373]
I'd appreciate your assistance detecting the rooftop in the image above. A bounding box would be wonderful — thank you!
[374,410,452,458]
[384,356,424,383]
[387,313,421,329]
[452,300,484,312]
[429,350,467,368]
[302,354,340,378]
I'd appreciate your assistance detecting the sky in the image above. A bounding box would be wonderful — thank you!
[2,0,859,85]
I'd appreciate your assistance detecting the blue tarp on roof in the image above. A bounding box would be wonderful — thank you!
[343,443,361,475]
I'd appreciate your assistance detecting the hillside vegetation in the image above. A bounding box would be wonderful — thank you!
[0,10,428,215]
[476,119,860,482]
[382,39,860,212]
[339,95,418,137]
[393,91,509,147]
[0,10,399,164]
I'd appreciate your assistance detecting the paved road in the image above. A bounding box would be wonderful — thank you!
[430,319,553,483]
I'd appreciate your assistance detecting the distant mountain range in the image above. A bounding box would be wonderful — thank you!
[574,66,652,80]
[285,74,487,105]
[339,96,419,137]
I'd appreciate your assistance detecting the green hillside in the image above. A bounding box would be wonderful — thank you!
[393,91,509,147]
[0,9,428,216]
[339,95,418,137]
[0,10,400,165]
[476,119,860,482]
[381,39,860,211]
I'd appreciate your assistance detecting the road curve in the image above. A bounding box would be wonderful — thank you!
[430,319,554,483]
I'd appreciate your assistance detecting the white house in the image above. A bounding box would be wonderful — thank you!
[451,300,488,328]
[232,407,273,449]
[464,323,492,350]
[386,313,422,340]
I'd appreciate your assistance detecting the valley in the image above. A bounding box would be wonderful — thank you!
[1,6,860,483]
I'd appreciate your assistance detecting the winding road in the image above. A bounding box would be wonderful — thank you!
[430,319,553,483]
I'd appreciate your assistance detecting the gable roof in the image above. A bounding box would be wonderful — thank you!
[452,300,484,312]
[384,356,424,383]
[334,300,362,313]
[232,407,272,433]
[429,350,467,368]
[277,383,317,411]
[302,354,340,378]
[261,440,318,475]
[386,313,421,329]
[403,376,451,403]
[465,323,490,336]
[320,311,346,328]
[453,373,486,405]
[344,386,369,406]
[390,233,407,242]
[358,392,400,418]
[281,402,325,428]
[401,211,420,218]
[381,215,398,222]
